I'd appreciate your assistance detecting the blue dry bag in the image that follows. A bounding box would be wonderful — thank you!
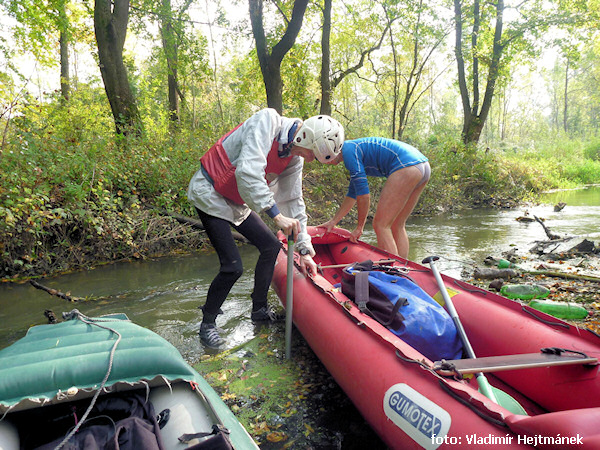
[341,261,463,361]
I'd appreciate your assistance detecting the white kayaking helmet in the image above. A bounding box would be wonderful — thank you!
[295,115,344,164]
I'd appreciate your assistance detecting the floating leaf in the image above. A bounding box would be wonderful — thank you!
[266,431,287,442]
[221,392,236,401]
[251,421,269,435]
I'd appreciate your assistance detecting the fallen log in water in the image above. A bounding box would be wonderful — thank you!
[30,280,80,302]
[473,268,519,279]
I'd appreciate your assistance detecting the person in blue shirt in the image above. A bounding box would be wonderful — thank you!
[319,137,430,258]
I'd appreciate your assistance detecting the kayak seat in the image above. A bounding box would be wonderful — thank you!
[434,347,598,377]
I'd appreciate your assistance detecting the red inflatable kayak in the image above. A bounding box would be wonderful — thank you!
[271,227,600,449]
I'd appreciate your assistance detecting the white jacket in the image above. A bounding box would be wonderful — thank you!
[187,108,313,252]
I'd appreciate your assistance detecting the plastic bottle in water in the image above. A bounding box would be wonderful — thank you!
[528,299,589,320]
[500,284,550,300]
[497,258,520,269]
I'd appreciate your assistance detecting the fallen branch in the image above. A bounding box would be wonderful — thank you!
[524,270,600,283]
[30,280,81,302]
[156,209,248,243]
[534,215,561,240]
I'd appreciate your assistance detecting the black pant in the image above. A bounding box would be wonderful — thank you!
[196,208,281,321]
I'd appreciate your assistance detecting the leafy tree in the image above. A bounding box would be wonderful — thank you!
[452,0,587,145]
[249,0,308,113]
[1,0,79,101]
[319,0,393,116]
[137,0,196,128]
[94,0,142,136]
[160,0,183,126]
[559,45,600,137]
[385,0,450,139]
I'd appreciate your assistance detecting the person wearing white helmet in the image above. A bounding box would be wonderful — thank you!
[294,114,344,163]
[187,108,343,348]
[319,137,429,258]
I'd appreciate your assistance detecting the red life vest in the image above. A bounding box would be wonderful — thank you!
[200,124,294,205]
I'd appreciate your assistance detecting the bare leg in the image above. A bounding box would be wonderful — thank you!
[372,166,422,256]
[391,179,427,258]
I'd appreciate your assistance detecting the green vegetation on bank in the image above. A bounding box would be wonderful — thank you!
[2,97,600,281]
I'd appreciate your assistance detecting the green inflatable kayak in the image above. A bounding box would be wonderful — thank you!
[0,310,258,449]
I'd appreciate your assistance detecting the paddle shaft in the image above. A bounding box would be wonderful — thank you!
[423,256,498,403]
[285,237,294,359]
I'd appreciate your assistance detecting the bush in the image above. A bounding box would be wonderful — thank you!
[0,93,216,279]
[583,139,600,161]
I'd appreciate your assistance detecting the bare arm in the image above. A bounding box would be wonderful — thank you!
[351,193,371,242]
[318,196,356,232]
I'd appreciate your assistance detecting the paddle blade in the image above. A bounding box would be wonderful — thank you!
[491,387,528,415]
[477,373,528,415]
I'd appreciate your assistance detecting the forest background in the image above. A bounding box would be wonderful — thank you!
[1,0,600,281]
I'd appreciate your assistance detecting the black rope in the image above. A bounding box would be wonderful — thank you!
[522,306,570,329]
[453,279,489,295]
[437,380,508,428]
[541,347,589,358]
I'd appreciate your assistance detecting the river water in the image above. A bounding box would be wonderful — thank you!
[0,186,598,444]
[1,186,599,352]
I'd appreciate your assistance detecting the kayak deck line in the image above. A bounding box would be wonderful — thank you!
[434,349,599,377]
[318,258,400,270]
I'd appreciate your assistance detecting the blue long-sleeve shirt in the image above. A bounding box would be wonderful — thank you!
[342,137,428,198]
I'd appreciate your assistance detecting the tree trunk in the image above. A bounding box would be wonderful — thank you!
[318,3,394,121]
[59,4,70,102]
[563,55,569,133]
[471,0,480,119]
[475,0,504,138]
[454,0,471,141]
[319,0,332,115]
[94,0,142,136]
[59,31,70,102]
[397,1,423,139]
[455,0,505,145]
[161,0,180,128]
[249,0,309,113]
[390,15,399,139]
